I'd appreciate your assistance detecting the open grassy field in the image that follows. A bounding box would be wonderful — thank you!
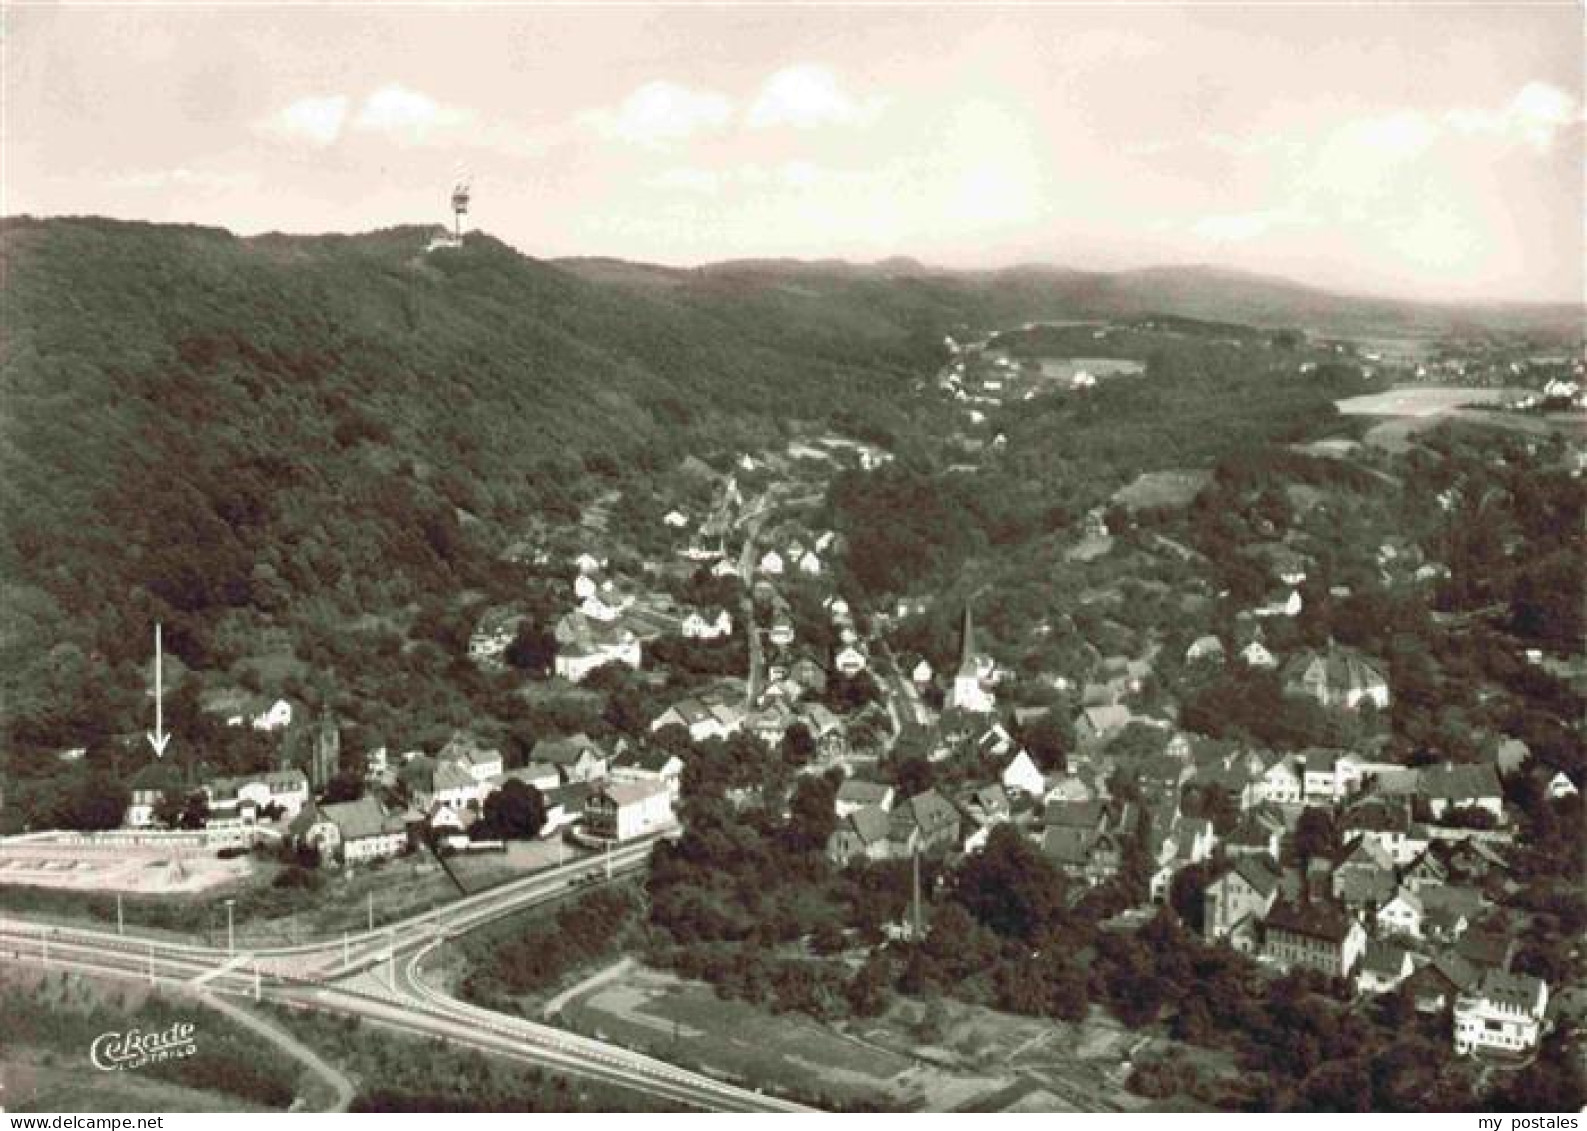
[2,1054,275,1113]
[1,967,304,1112]
[1111,470,1214,511]
[1337,385,1587,451]
[1335,385,1526,417]
[556,959,1254,1112]
[555,963,1198,1111]
[1036,357,1147,382]
[560,965,984,1110]
[844,995,1237,1112]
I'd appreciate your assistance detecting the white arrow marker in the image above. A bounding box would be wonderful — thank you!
[146,622,170,758]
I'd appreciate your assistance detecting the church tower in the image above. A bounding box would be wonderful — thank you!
[311,707,340,790]
[950,605,994,714]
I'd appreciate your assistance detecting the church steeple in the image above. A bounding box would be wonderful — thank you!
[957,604,977,679]
[950,602,995,714]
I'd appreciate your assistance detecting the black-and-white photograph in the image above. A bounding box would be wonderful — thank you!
[1,1,1582,1118]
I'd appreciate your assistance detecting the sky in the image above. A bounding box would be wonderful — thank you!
[4,3,1583,304]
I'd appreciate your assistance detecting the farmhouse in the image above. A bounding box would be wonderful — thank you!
[291,798,408,865]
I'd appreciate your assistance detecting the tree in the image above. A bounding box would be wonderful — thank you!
[476,779,547,840]
[893,756,935,798]
[152,787,187,830]
[780,723,816,768]
[179,790,210,830]
[1293,807,1338,864]
[1019,713,1070,771]
[953,824,1067,940]
[785,774,837,854]
[504,620,557,675]
[1487,1032,1586,1111]
[49,771,130,831]
[322,771,364,804]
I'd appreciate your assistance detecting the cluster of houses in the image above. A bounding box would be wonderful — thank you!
[122,723,680,866]
[815,594,1557,1060]
[125,766,312,830]
[285,731,678,864]
[542,548,739,684]
[829,717,1556,1058]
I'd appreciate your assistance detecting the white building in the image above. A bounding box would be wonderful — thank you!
[834,645,868,676]
[203,769,310,821]
[1375,888,1424,939]
[1241,640,1277,669]
[681,609,733,640]
[251,698,293,732]
[1001,750,1046,798]
[584,780,675,843]
[1255,755,1304,806]
[1454,971,1549,1056]
[554,613,642,683]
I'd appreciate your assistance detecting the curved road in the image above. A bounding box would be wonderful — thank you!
[198,987,356,1112]
[0,839,810,1113]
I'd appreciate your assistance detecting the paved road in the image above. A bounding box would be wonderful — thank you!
[2,836,660,979]
[738,514,767,706]
[0,839,811,1113]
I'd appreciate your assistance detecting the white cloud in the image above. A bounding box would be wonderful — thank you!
[352,84,467,142]
[646,160,857,196]
[264,94,349,147]
[746,65,883,130]
[1447,81,1579,151]
[112,167,253,191]
[1347,111,1439,158]
[1192,208,1308,243]
[647,167,723,195]
[586,81,734,148]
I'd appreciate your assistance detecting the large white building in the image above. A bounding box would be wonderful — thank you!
[1454,970,1548,1056]
[203,769,310,822]
[553,612,642,683]
[584,780,674,842]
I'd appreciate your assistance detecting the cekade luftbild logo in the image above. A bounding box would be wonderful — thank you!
[89,1022,198,1072]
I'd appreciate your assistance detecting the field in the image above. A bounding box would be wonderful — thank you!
[845,996,1232,1112]
[0,967,305,1112]
[2,1054,275,1113]
[1111,470,1214,511]
[1036,357,1147,383]
[1335,386,1587,451]
[0,843,583,948]
[1335,385,1528,418]
[0,836,254,895]
[555,963,1180,1112]
[560,965,941,1109]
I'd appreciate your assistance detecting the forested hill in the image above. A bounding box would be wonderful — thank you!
[2,216,968,757]
[0,215,1574,766]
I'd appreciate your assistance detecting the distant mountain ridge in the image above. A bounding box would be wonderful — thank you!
[553,254,1580,339]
